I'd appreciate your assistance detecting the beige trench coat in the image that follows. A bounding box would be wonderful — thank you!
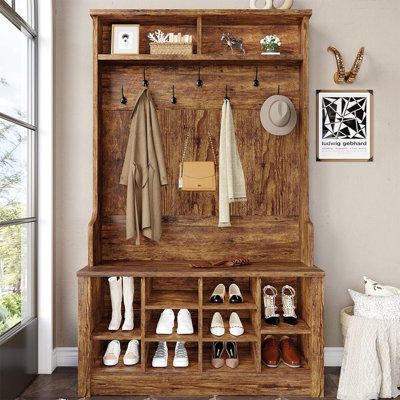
[120,88,168,244]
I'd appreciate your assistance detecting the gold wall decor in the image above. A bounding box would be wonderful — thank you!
[327,46,365,84]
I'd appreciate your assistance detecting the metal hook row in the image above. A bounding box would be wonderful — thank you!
[120,67,281,105]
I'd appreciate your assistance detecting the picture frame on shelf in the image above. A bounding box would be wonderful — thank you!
[111,24,140,54]
[316,90,373,162]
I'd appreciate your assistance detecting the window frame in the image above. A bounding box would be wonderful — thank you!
[0,0,38,340]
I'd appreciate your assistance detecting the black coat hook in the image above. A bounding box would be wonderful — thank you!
[142,66,149,87]
[120,85,127,104]
[224,85,229,100]
[278,85,280,95]
[253,67,259,87]
[196,67,203,87]
[170,85,177,104]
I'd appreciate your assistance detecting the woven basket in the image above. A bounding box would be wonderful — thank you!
[150,42,193,55]
[340,306,354,344]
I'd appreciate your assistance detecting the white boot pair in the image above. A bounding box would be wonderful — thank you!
[108,276,134,331]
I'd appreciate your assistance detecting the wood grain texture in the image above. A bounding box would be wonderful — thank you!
[79,9,324,398]
[98,53,304,66]
[77,277,94,397]
[88,16,102,266]
[77,261,325,278]
[203,24,300,55]
[100,216,300,262]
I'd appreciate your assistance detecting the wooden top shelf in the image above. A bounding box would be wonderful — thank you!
[90,9,312,25]
[77,261,324,278]
[98,54,303,66]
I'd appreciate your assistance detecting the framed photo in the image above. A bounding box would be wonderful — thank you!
[316,90,373,161]
[111,24,140,54]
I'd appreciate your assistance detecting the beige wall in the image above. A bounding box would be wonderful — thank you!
[55,0,400,347]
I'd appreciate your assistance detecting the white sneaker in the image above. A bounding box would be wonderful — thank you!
[177,309,194,334]
[152,341,168,368]
[156,309,175,334]
[210,312,225,337]
[103,340,121,366]
[123,339,140,366]
[173,341,189,367]
[229,312,244,336]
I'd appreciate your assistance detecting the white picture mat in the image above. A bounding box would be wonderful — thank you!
[111,25,140,54]
[317,91,372,161]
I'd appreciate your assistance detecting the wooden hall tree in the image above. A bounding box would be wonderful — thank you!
[77,9,324,398]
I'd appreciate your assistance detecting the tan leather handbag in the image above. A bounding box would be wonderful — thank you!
[178,131,217,192]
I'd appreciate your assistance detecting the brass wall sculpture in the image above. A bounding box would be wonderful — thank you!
[328,46,365,84]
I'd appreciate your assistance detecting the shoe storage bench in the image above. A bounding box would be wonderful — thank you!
[77,9,324,398]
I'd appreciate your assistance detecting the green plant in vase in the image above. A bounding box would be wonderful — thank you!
[260,34,281,55]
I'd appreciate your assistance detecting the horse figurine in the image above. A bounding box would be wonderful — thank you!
[221,33,246,54]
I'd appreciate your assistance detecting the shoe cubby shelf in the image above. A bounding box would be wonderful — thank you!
[79,8,324,398]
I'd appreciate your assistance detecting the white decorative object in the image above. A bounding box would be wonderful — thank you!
[111,24,140,54]
[147,29,170,43]
[250,0,273,9]
[364,276,400,296]
[340,305,354,343]
[349,289,400,320]
[337,317,400,400]
[276,0,294,9]
[249,0,293,10]
[260,34,281,55]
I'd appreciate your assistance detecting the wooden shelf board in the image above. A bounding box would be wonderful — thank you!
[93,355,142,372]
[145,290,198,309]
[77,261,325,278]
[98,53,303,66]
[203,290,256,310]
[92,320,141,341]
[261,356,310,372]
[144,333,198,342]
[261,318,311,335]
[90,9,312,25]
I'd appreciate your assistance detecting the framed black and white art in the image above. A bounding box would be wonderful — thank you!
[316,90,373,161]
[111,24,140,54]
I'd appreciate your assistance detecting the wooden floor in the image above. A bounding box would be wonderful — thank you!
[18,367,341,399]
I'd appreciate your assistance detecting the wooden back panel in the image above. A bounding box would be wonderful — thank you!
[90,10,311,265]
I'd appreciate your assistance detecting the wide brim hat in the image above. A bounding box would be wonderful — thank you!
[260,95,297,136]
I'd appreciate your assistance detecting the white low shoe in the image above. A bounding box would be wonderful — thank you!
[108,277,122,331]
[103,340,121,366]
[229,312,244,336]
[173,341,189,367]
[152,341,168,368]
[210,312,225,336]
[123,339,140,366]
[121,277,134,331]
[177,309,194,334]
[156,309,175,334]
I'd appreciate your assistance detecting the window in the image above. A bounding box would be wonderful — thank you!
[0,0,37,337]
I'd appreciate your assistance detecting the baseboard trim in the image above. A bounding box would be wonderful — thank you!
[56,347,78,367]
[324,347,344,367]
[55,346,343,369]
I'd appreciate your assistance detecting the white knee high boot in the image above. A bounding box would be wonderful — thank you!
[108,277,122,331]
[122,276,134,331]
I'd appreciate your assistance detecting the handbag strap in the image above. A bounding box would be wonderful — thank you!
[181,131,217,165]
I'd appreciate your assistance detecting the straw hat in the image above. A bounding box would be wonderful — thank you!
[260,95,297,136]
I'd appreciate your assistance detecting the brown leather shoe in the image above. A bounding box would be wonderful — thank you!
[262,335,281,368]
[280,336,301,368]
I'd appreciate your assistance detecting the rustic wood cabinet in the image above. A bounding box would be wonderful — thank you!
[77,9,324,398]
